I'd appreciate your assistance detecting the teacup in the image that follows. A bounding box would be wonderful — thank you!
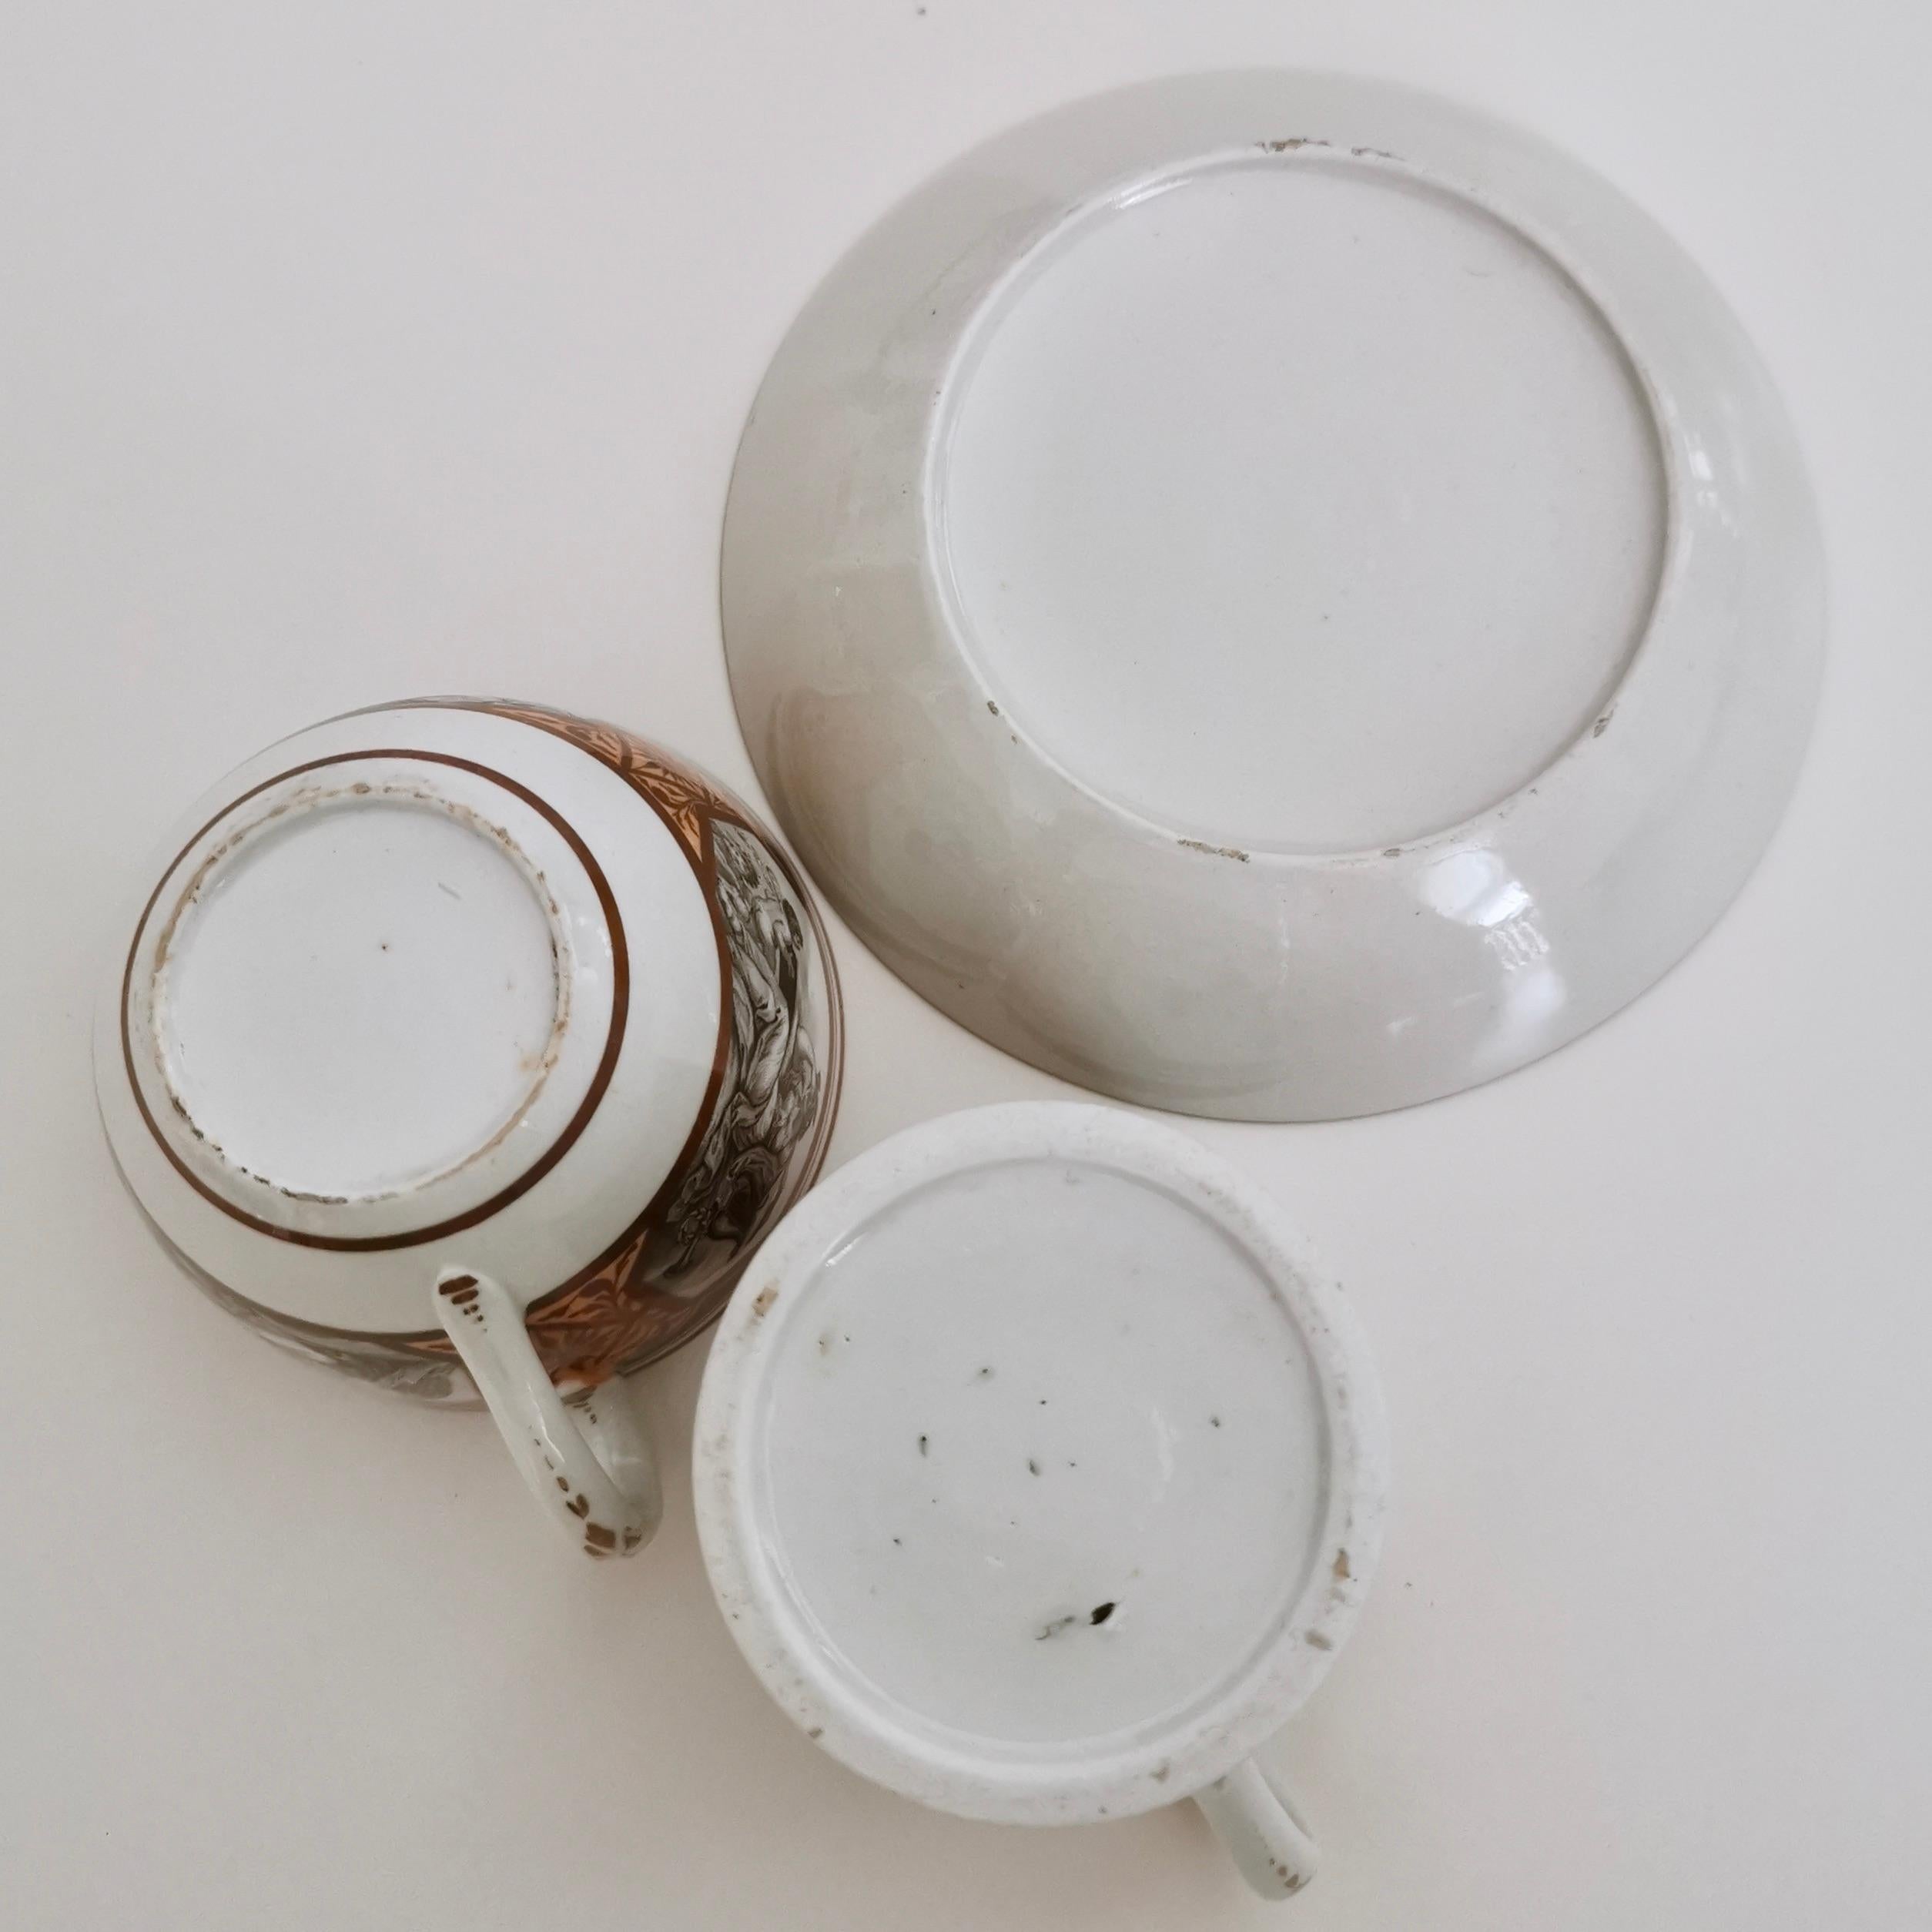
[95,698,842,1557]
[694,1103,1386,1898]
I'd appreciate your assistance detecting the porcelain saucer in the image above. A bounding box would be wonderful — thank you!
[721,72,1823,1120]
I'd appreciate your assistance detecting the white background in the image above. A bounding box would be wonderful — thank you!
[2,3,1927,1927]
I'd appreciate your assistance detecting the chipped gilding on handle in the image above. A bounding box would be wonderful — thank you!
[434,1269,661,1558]
[1195,1757,1321,1901]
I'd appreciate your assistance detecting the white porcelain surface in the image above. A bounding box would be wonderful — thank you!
[95,699,842,1555]
[11,11,1930,1929]
[722,71,1825,1120]
[695,1103,1387,1896]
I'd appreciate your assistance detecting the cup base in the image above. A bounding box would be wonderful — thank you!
[152,780,568,1204]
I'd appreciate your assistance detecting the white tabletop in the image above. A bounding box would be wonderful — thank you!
[2,5,1925,1927]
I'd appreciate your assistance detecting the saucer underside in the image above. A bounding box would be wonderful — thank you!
[721,74,1823,1120]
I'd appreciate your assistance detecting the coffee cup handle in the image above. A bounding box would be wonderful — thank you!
[1194,1756,1320,1900]
[433,1267,662,1559]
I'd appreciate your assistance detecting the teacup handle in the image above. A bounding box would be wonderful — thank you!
[433,1267,662,1559]
[1194,1756,1320,1901]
